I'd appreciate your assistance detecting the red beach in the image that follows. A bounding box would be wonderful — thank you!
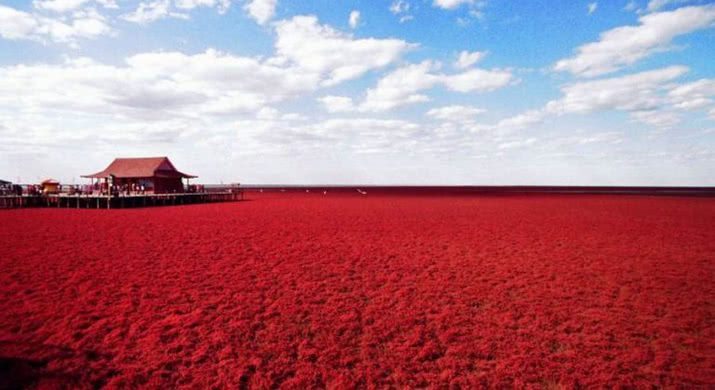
[1,192,713,388]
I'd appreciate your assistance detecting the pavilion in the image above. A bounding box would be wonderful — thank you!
[82,157,196,194]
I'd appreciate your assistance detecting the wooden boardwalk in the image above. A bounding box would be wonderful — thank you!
[0,191,243,209]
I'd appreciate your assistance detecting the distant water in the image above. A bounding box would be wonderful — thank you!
[223,185,715,196]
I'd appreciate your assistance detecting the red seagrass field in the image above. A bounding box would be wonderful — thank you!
[1,192,714,388]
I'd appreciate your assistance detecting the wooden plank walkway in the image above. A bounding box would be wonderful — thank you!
[0,191,243,209]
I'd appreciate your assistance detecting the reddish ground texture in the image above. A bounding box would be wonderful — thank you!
[1,193,714,388]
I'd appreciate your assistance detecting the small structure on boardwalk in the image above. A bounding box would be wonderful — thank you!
[82,157,196,194]
[41,179,60,194]
[1,156,242,209]
[0,179,10,189]
[0,179,14,196]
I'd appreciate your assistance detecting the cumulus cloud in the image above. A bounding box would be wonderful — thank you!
[587,2,598,14]
[629,110,681,127]
[318,96,355,113]
[244,0,277,25]
[390,0,413,23]
[546,65,688,114]
[120,0,231,23]
[238,114,510,162]
[0,48,354,160]
[0,24,433,150]
[645,0,691,13]
[0,14,423,135]
[454,50,486,69]
[668,79,715,111]
[32,0,118,12]
[273,15,413,86]
[427,105,485,122]
[349,10,360,29]
[390,0,410,14]
[498,137,536,150]
[554,5,715,77]
[176,0,231,13]
[0,4,111,43]
[0,49,322,125]
[0,6,48,41]
[497,66,696,130]
[121,0,187,23]
[434,0,474,10]
[360,62,440,111]
[356,61,513,112]
[496,109,547,131]
[548,131,624,146]
[231,116,426,157]
[33,0,93,12]
[319,61,513,114]
[443,68,513,92]
[646,0,670,12]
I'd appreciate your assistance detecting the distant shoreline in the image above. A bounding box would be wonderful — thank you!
[232,185,715,197]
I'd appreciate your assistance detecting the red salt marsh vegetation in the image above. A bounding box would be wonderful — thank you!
[1,192,714,388]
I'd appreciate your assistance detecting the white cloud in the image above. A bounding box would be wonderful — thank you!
[554,5,715,77]
[0,6,42,40]
[32,0,118,13]
[454,50,486,69]
[0,4,111,43]
[496,109,547,131]
[0,48,366,164]
[668,79,715,110]
[96,0,118,8]
[647,0,669,12]
[318,95,355,113]
[33,0,92,12]
[546,65,688,114]
[645,0,691,13]
[588,2,598,14]
[176,0,231,13]
[360,61,439,111]
[443,68,513,92]
[495,66,691,131]
[244,0,277,25]
[122,0,188,24]
[340,61,513,112]
[434,0,474,10]
[121,0,231,23]
[1,13,415,130]
[311,118,420,141]
[427,105,485,122]
[390,0,410,14]
[550,131,624,146]
[390,0,413,23]
[349,10,360,29]
[255,106,279,120]
[273,15,413,86]
[0,49,322,126]
[629,110,680,127]
[230,116,427,158]
[498,138,536,150]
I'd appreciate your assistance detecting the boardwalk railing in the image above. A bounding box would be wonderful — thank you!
[0,191,244,209]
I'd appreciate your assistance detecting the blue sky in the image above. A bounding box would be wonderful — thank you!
[0,0,713,185]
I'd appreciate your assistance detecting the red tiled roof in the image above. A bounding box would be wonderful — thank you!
[82,157,197,179]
